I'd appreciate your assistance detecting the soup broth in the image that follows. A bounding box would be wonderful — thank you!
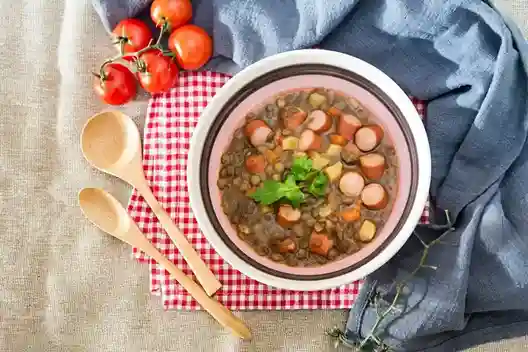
[217,88,398,267]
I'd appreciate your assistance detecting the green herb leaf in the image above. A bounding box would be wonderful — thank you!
[304,170,319,182]
[249,156,328,208]
[307,172,329,197]
[284,187,305,208]
[284,174,297,187]
[250,179,303,206]
[279,174,305,207]
[290,156,313,181]
[249,180,286,205]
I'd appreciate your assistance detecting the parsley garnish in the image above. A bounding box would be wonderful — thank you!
[307,171,328,197]
[289,156,313,181]
[249,156,329,208]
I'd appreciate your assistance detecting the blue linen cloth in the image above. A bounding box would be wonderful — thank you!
[92,0,528,350]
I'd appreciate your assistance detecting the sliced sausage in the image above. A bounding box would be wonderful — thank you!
[299,130,323,151]
[338,114,362,140]
[307,110,332,133]
[245,120,272,147]
[277,204,301,228]
[245,155,266,173]
[282,109,307,130]
[329,134,348,146]
[339,171,365,197]
[355,125,384,152]
[309,232,334,257]
[358,220,376,242]
[361,183,388,210]
[359,153,386,180]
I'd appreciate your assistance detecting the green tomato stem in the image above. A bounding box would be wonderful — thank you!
[97,19,172,80]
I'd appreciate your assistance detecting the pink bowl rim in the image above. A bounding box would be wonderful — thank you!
[188,49,431,291]
[205,72,413,278]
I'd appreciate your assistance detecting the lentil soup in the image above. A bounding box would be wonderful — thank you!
[217,88,398,267]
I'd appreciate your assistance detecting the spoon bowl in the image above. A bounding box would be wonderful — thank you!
[80,111,222,296]
[80,110,141,178]
[78,188,131,244]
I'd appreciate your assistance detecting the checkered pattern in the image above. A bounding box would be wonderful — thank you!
[126,71,429,310]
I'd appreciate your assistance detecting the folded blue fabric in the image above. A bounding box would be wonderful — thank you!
[92,0,528,350]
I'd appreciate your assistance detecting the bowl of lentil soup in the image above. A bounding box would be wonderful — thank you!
[188,50,430,290]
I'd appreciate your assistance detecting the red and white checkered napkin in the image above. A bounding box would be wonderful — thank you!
[127,71,429,310]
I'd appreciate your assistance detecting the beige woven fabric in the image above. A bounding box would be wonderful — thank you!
[0,0,526,351]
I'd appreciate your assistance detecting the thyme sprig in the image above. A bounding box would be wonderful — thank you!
[327,210,456,351]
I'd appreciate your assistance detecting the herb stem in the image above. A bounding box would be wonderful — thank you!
[325,211,456,351]
[358,223,455,350]
[250,156,328,208]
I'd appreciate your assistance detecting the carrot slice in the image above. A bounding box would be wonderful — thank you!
[264,149,279,164]
[329,134,348,146]
[309,232,334,257]
[327,106,342,117]
[340,201,361,222]
[245,155,266,173]
[278,238,297,253]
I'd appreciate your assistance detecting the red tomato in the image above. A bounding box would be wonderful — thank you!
[112,19,152,59]
[168,25,213,70]
[136,50,179,94]
[150,0,192,31]
[93,63,137,105]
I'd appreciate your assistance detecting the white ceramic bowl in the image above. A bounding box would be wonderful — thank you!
[188,49,430,291]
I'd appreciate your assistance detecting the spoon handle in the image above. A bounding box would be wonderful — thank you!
[130,231,252,340]
[135,181,222,296]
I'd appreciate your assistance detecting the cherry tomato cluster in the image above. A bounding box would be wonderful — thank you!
[93,0,213,106]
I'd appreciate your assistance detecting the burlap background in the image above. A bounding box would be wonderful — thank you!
[1,0,526,350]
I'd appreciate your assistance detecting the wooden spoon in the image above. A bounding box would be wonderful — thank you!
[78,188,252,340]
[80,111,221,296]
